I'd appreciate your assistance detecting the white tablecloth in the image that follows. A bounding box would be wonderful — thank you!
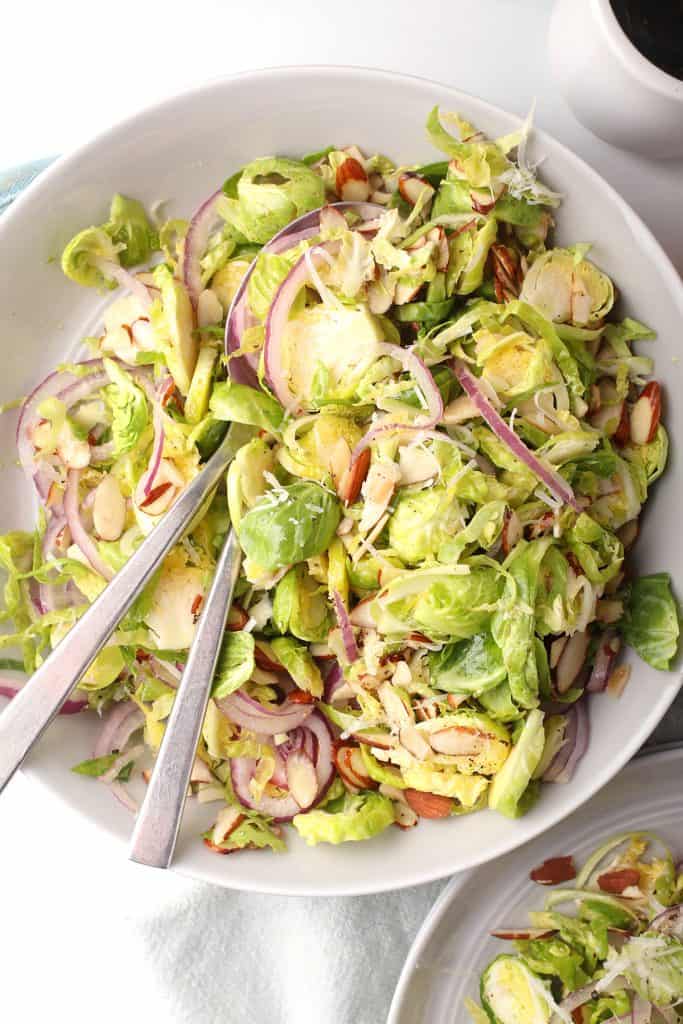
[1,2,681,1021]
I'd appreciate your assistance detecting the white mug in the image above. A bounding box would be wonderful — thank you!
[548,0,683,158]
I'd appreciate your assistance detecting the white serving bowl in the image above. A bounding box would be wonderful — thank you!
[0,67,680,895]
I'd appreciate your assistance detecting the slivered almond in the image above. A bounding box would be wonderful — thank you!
[501,508,522,556]
[597,868,640,894]
[211,806,245,846]
[398,173,435,206]
[336,157,370,202]
[399,725,432,760]
[254,640,283,672]
[337,447,371,505]
[404,789,454,819]
[428,726,485,756]
[630,381,661,445]
[555,631,589,694]
[530,855,577,885]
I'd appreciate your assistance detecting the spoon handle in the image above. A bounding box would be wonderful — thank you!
[0,428,240,797]
[129,528,241,869]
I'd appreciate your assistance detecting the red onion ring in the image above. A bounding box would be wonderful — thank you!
[39,512,69,613]
[332,590,360,663]
[216,689,314,735]
[350,344,444,463]
[225,201,384,387]
[543,700,590,783]
[230,710,334,821]
[182,188,224,306]
[263,244,336,410]
[453,360,581,511]
[64,469,114,580]
[93,701,144,759]
[0,677,88,714]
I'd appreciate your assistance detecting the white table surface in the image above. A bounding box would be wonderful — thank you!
[1,3,681,1023]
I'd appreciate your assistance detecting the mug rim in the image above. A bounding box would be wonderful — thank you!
[593,0,683,99]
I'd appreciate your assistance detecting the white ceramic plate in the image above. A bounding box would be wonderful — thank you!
[389,746,683,1022]
[0,67,681,895]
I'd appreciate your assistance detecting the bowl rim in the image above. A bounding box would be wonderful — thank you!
[5,64,682,895]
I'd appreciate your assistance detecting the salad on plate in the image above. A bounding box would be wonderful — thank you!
[467,831,683,1023]
[0,107,679,854]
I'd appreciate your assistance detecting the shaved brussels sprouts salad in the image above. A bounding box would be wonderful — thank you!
[0,107,679,853]
[467,832,683,1023]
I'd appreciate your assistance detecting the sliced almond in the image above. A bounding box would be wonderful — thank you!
[211,805,245,845]
[530,855,577,885]
[337,447,371,505]
[393,800,419,829]
[555,631,589,694]
[398,173,435,206]
[319,205,348,233]
[597,867,640,894]
[335,157,370,202]
[378,681,413,729]
[404,788,453,819]
[359,461,399,532]
[348,597,375,629]
[367,273,395,315]
[191,758,214,784]
[328,437,352,492]
[399,724,432,760]
[428,726,485,756]
[353,729,397,751]
[93,474,127,541]
[630,381,661,445]
[393,280,422,305]
[607,663,631,698]
[286,751,318,810]
[346,747,375,789]
[589,400,626,437]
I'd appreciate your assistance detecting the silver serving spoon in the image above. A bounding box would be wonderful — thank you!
[0,422,251,796]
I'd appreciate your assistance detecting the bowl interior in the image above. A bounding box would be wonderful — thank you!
[0,67,681,894]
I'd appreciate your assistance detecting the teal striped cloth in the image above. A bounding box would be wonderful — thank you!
[0,157,55,215]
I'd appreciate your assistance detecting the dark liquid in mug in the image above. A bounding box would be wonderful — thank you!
[610,0,683,80]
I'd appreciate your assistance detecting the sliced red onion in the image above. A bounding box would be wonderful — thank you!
[558,982,602,1015]
[39,512,69,613]
[99,742,145,785]
[587,630,620,693]
[93,701,144,759]
[95,259,152,310]
[225,201,384,387]
[263,244,336,410]
[0,676,88,714]
[17,370,78,500]
[182,188,224,306]
[230,710,334,822]
[649,904,683,937]
[323,661,345,701]
[350,344,444,463]
[57,372,109,410]
[216,689,314,735]
[453,360,581,511]
[632,996,653,1024]
[64,469,114,580]
[109,781,139,814]
[543,700,590,783]
[332,590,360,663]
